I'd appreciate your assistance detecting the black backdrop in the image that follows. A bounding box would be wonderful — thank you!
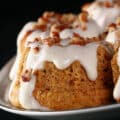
[0,0,120,120]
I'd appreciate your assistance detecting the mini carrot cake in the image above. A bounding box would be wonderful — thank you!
[8,11,114,110]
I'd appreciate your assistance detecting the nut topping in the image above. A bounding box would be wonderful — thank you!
[21,69,32,82]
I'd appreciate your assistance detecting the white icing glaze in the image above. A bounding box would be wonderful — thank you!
[26,30,49,44]
[19,75,49,110]
[26,42,100,80]
[39,31,50,39]
[27,42,41,48]
[87,2,120,30]
[60,39,71,46]
[73,19,102,38]
[60,29,74,39]
[24,20,102,48]
[113,76,120,100]
[60,19,102,40]
[114,48,120,100]
[17,22,37,50]
[9,24,49,81]
[105,29,120,44]
[9,22,37,81]
[59,29,73,46]
[105,31,117,44]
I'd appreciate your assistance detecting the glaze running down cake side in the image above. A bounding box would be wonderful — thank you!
[112,45,120,102]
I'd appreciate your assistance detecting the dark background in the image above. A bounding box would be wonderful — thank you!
[0,0,120,120]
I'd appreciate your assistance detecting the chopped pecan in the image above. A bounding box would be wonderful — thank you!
[33,24,47,31]
[50,31,59,38]
[82,3,91,11]
[33,47,40,53]
[104,0,113,7]
[43,11,55,19]
[44,37,60,46]
[38,18,48,25]
[21,69,32,82]
[107,23,117,32]
[73,32,81,38]
[70,35,86,45]
[61,14,77,23]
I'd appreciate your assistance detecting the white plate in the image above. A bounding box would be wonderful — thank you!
[0,57,120,120]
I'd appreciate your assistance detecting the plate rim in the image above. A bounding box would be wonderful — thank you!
[0,103,120,116]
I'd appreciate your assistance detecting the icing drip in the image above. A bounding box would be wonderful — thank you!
[113,76,120,100]
[26,42,99,80]
[114,48,120,100]
[117,48,120,69]
[19,75,49,110]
